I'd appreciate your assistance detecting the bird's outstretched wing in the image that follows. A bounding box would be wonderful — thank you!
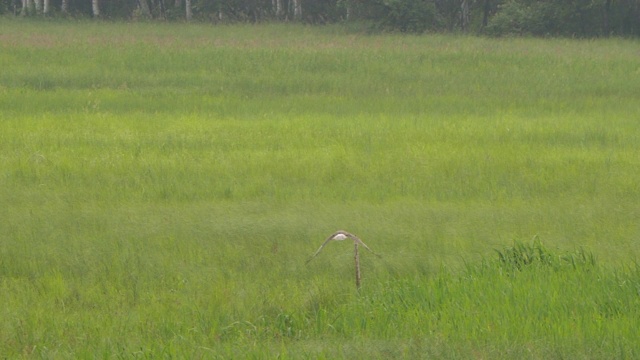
[306,230,347,264]
[306,230,381,263]
[345,233,382,258]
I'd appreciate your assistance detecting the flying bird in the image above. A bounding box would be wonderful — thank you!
[306,230,380,264]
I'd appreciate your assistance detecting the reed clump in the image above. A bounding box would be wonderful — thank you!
[495,237,596,272]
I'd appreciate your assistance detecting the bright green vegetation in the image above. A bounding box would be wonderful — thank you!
[1,19,640,358]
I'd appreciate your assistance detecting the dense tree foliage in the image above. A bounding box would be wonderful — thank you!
[2,0,639,37]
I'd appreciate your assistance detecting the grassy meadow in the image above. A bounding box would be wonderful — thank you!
[1,19,640,358]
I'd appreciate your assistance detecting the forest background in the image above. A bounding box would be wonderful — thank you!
[4,0,640,38]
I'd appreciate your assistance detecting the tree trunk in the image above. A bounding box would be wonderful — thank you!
[61,0,68,13]
[43,0,49,15]
[292,0,301,20]
[174,0,181,8]
[346,0,352,21]
[21,0,33,15]
[482,0,490,28]
[185,0,192,21]
[139,0,152,18]
[460,0,470,32]
[275,0,283,18]
[34,0,41,14]
[604,0,611,36]
[158,0,166,19]
[92,0,100,17]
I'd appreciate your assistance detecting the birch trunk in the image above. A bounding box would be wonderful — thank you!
[139,0,152,18]
[604,0,611,36]
[92,0,100,17]
[158,0,165,18]
[34,0,41,14]
[185,0,192,21]
[482,0,490,28]
[275,0,283,18]
[460,0,470,32]
[292,0,301,20]
[61,0,68,13]
[43,0,50,15]
[21,0,33,15]
[346,1,352,21]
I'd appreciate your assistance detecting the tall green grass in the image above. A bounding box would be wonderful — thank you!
[1,19,640,358]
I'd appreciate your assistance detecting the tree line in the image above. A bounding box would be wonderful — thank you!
[3,0,640,37]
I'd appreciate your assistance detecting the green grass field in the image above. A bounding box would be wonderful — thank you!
[1,19,640,358]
